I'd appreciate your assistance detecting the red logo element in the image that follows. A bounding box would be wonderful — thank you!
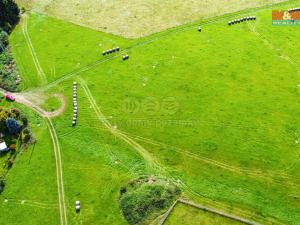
[272,10,300,20]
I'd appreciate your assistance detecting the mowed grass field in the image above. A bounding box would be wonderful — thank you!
[3,0,300,224]
[0,102,59,225]
[165,203,243,225]
[15,0,287,38]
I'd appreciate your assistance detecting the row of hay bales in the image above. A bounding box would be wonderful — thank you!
[102,47,120,56]
[72,82,78,127]
[228,16,256,25]
[102,46,129,61]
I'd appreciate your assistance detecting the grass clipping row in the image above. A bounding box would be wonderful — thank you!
[119,176,181,225]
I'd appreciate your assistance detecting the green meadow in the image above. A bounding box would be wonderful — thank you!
[0,102,59,225]
[165,203,243,225]
[1,0,300,224]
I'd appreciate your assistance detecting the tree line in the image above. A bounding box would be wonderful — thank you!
[0,0,20,91]
[0,0,20,33]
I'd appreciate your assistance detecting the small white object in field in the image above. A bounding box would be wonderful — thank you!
[152,65,156,69]
[75,205,80,211]
[115,161,119,164]
[4,199,8,203]
[76,200,80,205]
[295,140,299,144]
[21,200,25,204]
[109,116,113,119]
[113,125,118,129]
[143,83,146,86]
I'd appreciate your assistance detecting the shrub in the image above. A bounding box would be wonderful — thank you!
[9,143,16,152]
[120,186,127,195]
[7,159,14,168]
[22,127,33,144]
[119,177,181,225]
[22,132,32,144]
[6,117,21,135]
[0,30,8,48]
[19,114,28,127]
[0,180,5,193]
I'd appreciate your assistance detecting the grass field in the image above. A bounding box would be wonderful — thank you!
[15,0,288,38]
[165,202,243,225]
[0,102,59,225]
[2,0,300,224]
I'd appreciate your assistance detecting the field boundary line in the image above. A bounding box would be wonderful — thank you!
[22,14,47,84]
[157,199,178,225]
[159,198,261,225]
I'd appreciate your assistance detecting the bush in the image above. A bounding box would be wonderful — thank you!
[20,114,28,127]
[0,180,5,193]
[9,143,16,151]
[6,117,21,135]
[0,30,8,48]
[119,177,181,225]
[7,159,14,168]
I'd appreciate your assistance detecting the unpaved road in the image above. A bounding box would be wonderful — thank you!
[0,88,68,225]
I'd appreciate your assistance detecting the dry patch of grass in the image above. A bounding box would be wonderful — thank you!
[16,0,287,38]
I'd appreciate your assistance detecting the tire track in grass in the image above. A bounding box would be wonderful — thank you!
[1,198,58,209]
[77,79,297,185]
[0,89,68,225]
[79,78,162,172]
[119,131,296,182]
[247,22,300,172]
[78,81,286,225]
[33,1,298,93]
[46,117,68,225]
[22,14,47,84]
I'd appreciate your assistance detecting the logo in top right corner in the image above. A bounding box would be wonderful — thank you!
[272,8,300,26]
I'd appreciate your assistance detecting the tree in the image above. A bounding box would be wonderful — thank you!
[0,109,9,132]
[6,117,21,135]
[22,127,32,143]
[0,0,20,33]
[0,30,8,49]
